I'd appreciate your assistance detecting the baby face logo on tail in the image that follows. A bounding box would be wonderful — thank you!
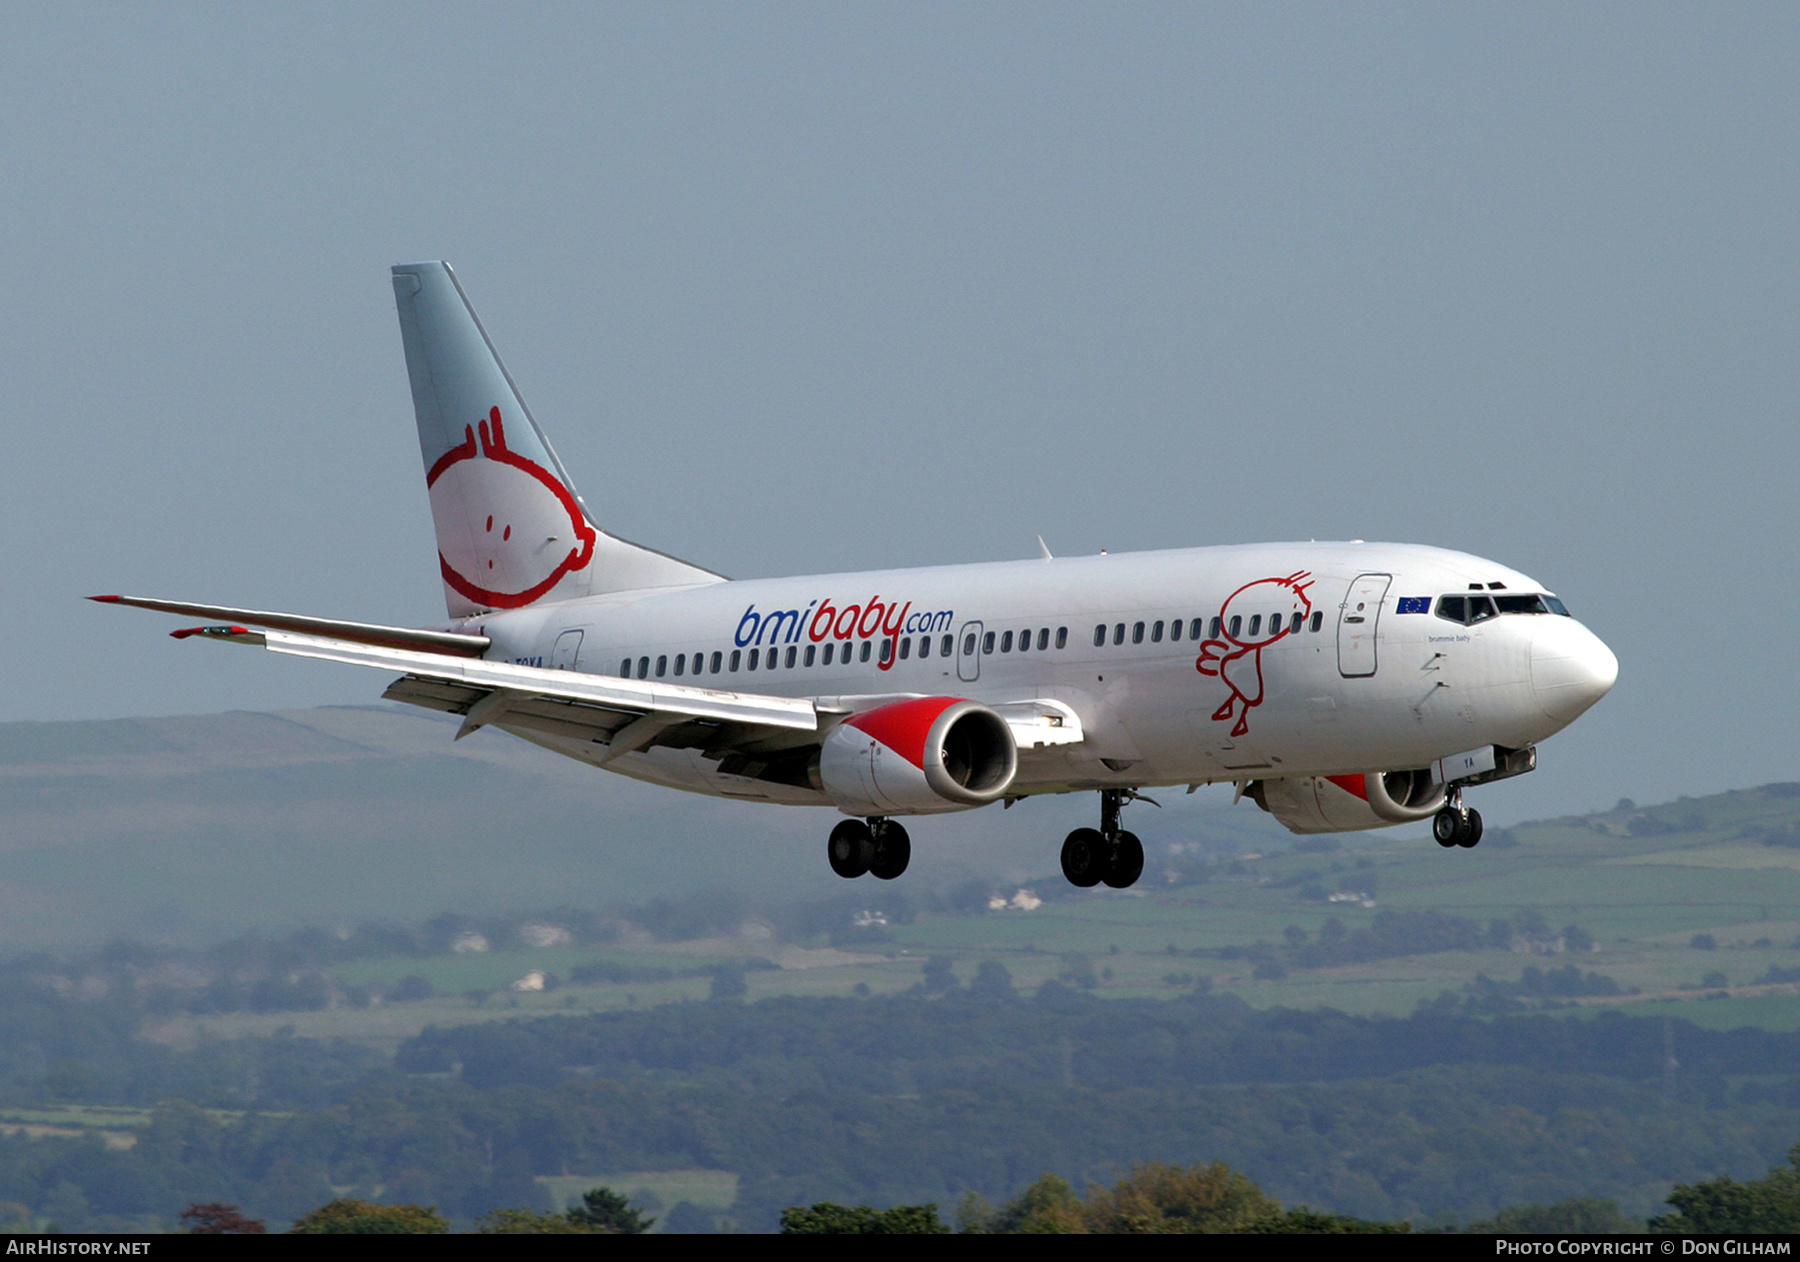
[1196,571,1313,737]
[427,407,597,609]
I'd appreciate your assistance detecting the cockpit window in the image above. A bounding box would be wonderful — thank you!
[1436,593,1569,624]
[1495,594,1550,615]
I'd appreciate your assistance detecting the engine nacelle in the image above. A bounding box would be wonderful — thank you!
[1249,770,1446,835]
[819,697,1017,816]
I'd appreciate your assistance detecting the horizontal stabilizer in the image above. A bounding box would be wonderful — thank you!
[89,595,490,658]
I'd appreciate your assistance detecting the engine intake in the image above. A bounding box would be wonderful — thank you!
[819,697,1017,816]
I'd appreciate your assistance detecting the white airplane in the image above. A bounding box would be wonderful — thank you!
[94,262,1618,888]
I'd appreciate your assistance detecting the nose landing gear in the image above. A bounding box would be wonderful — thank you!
[827,817,912,879]
[1061,789,1146,888]
[1432,788,1484,849]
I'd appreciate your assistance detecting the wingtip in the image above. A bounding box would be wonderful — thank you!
[89,594,122,603]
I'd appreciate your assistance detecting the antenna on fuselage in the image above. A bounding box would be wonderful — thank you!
[1036,535,1053,561]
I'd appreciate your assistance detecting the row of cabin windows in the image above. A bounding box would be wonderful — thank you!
[612,594,1574,680]
[613,611,1335,682]
[976,626,1070,655]
[622,635,922,680]
[1093,611,1325,647]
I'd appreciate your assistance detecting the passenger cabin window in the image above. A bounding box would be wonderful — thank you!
[1309,611,1323,632]
[1037,628,1049,651]
[823,643,834,665]
[1093,625,1106,647]
[900,637,912,660]
[637,656,650,679]
[860,640,873,662]
[1000,631,1013,653]
[729,650,741,671]
[673,654,685,676]
[1132,621,1145,644]
[711,651,722,673]
[1228,615,1242,638]
[785,646,797,667]
[965,632,978,656]
[1055,627,1067,649]
[942,633,955,657]
[1190,618,1203,640]
[655,655,667,678]
[1114,623,1126,645]
[1248,615,1261,637]
[983,632,996,654]
[880,638,893,664]
[1151,620,1164,643]
[1209,617,1221,639]
[1169,619,1181,642]
[747,648,760,670]
[804,644,816,667]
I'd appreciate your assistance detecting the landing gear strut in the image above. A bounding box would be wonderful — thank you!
[1061,789,1145,888]
[827,817,911,879]
[1432,788,1484,849]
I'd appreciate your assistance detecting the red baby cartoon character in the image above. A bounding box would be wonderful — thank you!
[426,407,597,609]
[1195,571,1314,737]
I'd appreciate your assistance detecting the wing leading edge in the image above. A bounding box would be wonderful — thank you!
[187,626,820,760]
[88,595,490,658]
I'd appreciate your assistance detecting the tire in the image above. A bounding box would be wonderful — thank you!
[828,819,874,878]
[1433,809,1461,848]
[1060,827,1106,887]
[870,821,912,880]
[1457,809,1484,849]
[1103,830,1145,889]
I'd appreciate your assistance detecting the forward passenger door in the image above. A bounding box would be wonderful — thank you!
[1337,574,1390,678]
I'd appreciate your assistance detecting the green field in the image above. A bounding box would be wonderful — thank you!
[213,781,1800,1046]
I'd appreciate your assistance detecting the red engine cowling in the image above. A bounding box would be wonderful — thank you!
[1249,770,1446,835]
[819,697,1018,816]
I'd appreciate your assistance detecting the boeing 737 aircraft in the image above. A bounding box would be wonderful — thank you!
[94,262,1618,888]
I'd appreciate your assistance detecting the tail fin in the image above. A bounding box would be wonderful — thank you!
[391,261,723,618]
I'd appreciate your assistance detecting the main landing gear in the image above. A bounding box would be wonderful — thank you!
[1432,788,1484,849]
[1060,789,1146,889]
[827,817,911,880]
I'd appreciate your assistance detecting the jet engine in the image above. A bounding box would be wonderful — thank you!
[818,697,1017,816]
[1249,770,1446,835]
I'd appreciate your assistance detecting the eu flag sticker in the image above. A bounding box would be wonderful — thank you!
[1396,597,1431,615]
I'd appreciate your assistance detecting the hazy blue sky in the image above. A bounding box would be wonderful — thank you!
[4,4,1796,825]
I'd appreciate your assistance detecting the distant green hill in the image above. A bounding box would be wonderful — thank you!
[0,706,1286,949]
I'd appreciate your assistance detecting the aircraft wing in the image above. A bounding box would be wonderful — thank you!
[172,625,820,759]
[89,595,490,657]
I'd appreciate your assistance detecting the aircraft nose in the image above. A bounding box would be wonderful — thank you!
[1529,617,1619,726]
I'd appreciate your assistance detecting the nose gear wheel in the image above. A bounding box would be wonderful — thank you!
[1432,804,1483,849]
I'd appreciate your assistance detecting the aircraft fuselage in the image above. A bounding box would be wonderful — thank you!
[457,539,1615,809]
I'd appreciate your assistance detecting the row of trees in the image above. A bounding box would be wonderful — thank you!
[227,1151,1800,1234]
